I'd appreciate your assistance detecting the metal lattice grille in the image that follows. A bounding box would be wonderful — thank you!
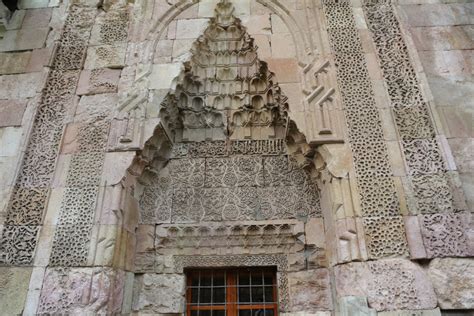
[186,268,279,316]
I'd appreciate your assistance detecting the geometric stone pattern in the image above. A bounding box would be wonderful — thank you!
[47,5,127,267]
[48,120,109,267]
[139,140,321,224]
[0,6,96,266]
[362,1,459,214]
[368,260,420,311]
[322,0,408,258]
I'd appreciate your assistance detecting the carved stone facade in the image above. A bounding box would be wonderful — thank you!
[0,0,472,315]
[322,0,408,259]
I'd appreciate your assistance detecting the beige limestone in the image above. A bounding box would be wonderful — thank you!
[84,44,127,69]
[271,33,297,58]
[428,258,474,309]
[305,217,325,249]
[149,63,182,90]
[0,51,31,74]
[0,72,43,99]
[378,308,441,316]
[0,126,23,156]
[337,296,376,316]
[0,27,49,51]
[101,151,136,185]
[175,18,209,39]
[0,267,33,315]
[132,274,186,314]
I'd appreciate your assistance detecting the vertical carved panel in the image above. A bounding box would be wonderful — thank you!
[322,0,408,258]
[362,1,463,215]
[0,6,96,266]
[47,7,129,267]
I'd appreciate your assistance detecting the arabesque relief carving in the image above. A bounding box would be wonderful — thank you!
[139,141,321,223]
[0,6,97,266]
[362,0,466,215]
[138,1,321,225]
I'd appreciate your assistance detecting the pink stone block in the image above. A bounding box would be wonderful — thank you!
[26,48,53,73]
[76,69,121,96]
[404,216,428,259]
[22,8,52,28]
[266,58,300,83]
[0,100,27,127]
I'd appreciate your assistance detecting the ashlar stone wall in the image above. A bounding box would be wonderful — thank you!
[0,0,472,315]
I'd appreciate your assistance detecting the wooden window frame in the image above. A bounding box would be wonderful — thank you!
[186,267,279,316]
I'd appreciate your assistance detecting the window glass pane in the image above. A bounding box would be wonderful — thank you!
[251,273,263,285]
[191,311,198,316]
[265,310,274,316]
[213,311,226,316]
[191,287,199,304]
[252,287,264,303]
[200,310,211,316]
[239,311,251,316]
[201,275,212,287]
[264,287,273,302]
[213,287,225,304]
[263,276,273,286]
[214,274,225,287]
[192,276,200,287]
[239,286,251,303]
[252,309,266,316]
[200,288,212,304]
[239,273,250,286]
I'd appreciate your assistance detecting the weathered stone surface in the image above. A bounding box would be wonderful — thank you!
[428,258,474,309]
[76,68,121,95]
[288,269,332,312]
[175,18,209,39]
[0,51,31,74]
[0,27,49,52]
[84,44,127,69]
[149,63,182,90]
[0,267,32,316]
[0,72,43,99]
[404,216,428,259]
[0,99,27,127]
[132,274,186,314]
[420,212,471,258]
[335,259,437,311]
[378,308,441,316]
[0,126,23,156]
[38,267,124,314]
[338,296,376,316]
